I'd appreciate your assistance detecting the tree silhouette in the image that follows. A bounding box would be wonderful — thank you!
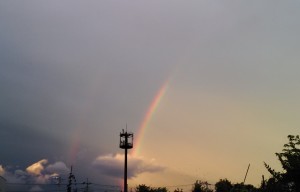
[260,177,286,192]
[135,185,168,192]
[153,187,168,192]
[135,184,151,192]
[264,135,300,191]
[173,188,183,192]
[191,180,212,192]
[229,183,258,192]
[215,179,232,192]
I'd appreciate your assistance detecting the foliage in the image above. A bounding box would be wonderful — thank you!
[260,177,287,192]
[135,184,168,192]
[192,180,213,192]
[173,188,183,192]
[230,183,259,192]
[154,187,168,192]
[264,135,300,191]
[135,184,151,192]
[215,179,233,192]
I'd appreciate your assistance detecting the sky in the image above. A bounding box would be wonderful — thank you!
[1,0,300,191]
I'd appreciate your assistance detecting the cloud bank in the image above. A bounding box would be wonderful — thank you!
[92,153,165,179]
[0,159,69,183]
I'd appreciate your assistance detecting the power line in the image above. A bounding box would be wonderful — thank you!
[6,182,120,188]
[92,184,120,188]
[6,183,68,186]
[163,183,194,188]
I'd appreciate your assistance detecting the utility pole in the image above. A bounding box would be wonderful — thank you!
[83,178,92,192]
[52,176,63,192]
[119,128,133,192]
[67,166,77,192]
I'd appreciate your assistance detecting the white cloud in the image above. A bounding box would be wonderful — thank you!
[0,165,5,176]
[92,153,164,179]
[25,159,69,184]
[26,159,48,176]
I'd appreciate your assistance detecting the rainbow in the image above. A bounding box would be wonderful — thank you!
[66,75,172,160]
[67,130,82,165]
[131,79,170,156]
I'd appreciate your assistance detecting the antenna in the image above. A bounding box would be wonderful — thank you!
[119,126,134,192]
[243,164,250,184]
[83,178,92,192]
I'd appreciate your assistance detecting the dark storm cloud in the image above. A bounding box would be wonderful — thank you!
[0,0,174,184]
[0,0,175,143]
[0,122,67,166]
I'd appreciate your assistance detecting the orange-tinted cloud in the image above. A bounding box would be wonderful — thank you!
[0,165,5,176]
[26,159,48,176]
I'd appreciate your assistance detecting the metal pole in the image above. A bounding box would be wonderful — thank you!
[243,164,250,184]
[120,129,133,192]
[124,147,128,192]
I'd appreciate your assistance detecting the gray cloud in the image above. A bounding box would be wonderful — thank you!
[1,159,69,184]
[46,162,69,175]
[0,122,67,167]
[92,154,165,179]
